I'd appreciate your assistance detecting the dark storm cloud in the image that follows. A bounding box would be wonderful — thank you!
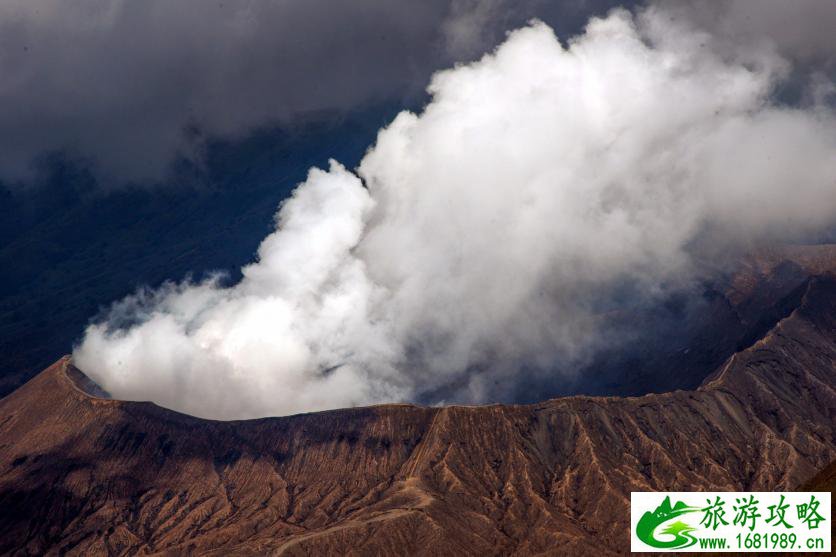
[0,0,442,184]
[658,0,836,65]
[0,0,629,186]
[650,0,836,108]
[3,0,834,187]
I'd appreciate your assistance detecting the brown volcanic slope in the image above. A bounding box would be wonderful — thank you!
[1,278,836,555]
[804,458,836,492]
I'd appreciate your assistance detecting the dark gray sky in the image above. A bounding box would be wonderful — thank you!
[0,0,834,187]
[0,0,630,186]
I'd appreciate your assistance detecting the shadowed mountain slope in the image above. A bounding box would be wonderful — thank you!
[514,244,836,400]
[1,272,835,555]
[804,458,836,492]
[802,456,836,546]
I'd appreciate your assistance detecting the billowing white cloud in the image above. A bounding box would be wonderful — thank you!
[74,8,836,419]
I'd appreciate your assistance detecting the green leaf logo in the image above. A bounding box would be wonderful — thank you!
[636,496,700,549]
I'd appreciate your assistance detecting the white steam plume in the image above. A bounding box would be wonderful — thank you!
[74,8,836,419]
